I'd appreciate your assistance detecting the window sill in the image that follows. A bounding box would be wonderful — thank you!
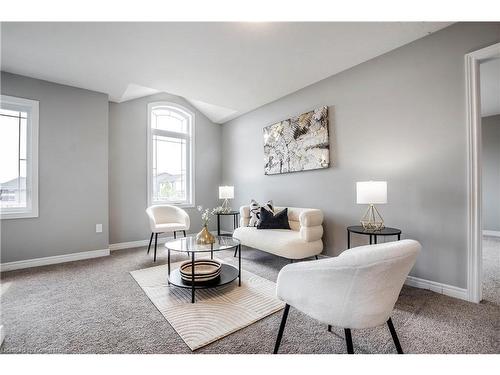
[0,210,39,220]
[150,202,195,209]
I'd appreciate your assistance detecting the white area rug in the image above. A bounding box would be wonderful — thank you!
[130,261,285,351]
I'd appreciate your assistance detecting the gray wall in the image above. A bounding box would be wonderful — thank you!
[109,93,222,244]
[221,22,500,289]
[1,72,109,263]
[482,114,500,231]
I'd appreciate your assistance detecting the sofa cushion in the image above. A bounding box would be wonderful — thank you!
[233,226,322,259]
[257,207,291,230]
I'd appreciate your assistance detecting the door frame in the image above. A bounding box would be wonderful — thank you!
[465,42,500,303]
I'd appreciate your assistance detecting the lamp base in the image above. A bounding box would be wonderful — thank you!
[360,204,385,230]
[221,199,231,213]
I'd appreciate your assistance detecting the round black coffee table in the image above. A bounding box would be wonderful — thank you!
[347,225,401,249]
[164,235,241,303]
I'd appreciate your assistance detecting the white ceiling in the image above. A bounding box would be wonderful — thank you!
[1,22,451,123]
[480,58,500,117]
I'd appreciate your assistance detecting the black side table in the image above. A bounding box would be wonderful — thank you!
[347,225,401,249]
[216,211,240,236]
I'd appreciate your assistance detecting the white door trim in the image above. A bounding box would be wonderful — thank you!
[465,42,500,303]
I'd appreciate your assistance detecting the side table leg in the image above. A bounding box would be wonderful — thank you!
[370,235,373,245]
[167,249,171,285]
[347,229,351,249]
[398,234,401,241]
[217,214,221,236]
[191,251,195,303]
[238,244,241,286]
[374,235,378,244]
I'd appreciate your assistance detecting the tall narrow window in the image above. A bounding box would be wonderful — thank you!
[0,95,39,219]
[147,102,194,206]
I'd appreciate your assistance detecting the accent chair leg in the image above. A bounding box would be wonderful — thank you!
[183,230,186,237]
[233,247,238,257]
[387,318,403,354]
[290,259,294,263]
[315,255,319,260]
[147,232,154,254]
[344,329,354,354]
[174,231,177,239]
[154,233,158,262]
[328,325,332,332]
[273,304,290,354]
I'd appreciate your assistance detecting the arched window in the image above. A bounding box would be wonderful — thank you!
[147,102,194,206]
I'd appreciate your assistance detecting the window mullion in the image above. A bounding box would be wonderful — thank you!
[17,113,21,206]
[152,128,190,140]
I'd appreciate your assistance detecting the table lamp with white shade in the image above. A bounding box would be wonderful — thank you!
[356,181,387,230]
[219,186,234,213]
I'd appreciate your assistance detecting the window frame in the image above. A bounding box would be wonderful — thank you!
[147,101,195,208]
[0,94,39,220]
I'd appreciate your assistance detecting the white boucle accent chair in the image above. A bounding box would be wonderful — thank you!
[273,239,421,354]
[145,205,190,262]
[232,206,324,260]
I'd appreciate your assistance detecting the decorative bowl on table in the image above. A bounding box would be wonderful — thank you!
[179,259,222,283]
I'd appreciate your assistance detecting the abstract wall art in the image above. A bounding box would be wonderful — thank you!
[263,106,330,175]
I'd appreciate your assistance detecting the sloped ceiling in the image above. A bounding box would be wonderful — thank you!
[1,22,452,123]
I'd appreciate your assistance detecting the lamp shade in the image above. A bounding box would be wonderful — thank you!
[356,181,387,204]
[219,186,234,199]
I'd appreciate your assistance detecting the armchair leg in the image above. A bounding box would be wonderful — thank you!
[174,231,177,239]
[147,232,154,254]
[328,325,331,332]
[344,329,354,354]
[153,233,158,262]
[315,255,318,260]
[273,304,290,354]
[183,230,186,237]
[387,318,403,354]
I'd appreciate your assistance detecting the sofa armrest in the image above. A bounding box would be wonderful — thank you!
[299,209,323,227]
[300,226,323,242]
[298,209,323,242]
[239,205,250,227]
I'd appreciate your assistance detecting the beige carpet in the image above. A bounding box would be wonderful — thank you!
[130,260,285,351]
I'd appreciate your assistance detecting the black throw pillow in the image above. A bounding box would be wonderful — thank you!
[257,207,291,230]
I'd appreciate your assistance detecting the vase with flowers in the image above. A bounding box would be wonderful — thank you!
[196,206,217,244]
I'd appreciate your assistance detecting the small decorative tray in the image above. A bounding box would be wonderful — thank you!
[179,259,222,283]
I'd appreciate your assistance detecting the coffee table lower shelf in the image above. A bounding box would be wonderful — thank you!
[168,263,239,303]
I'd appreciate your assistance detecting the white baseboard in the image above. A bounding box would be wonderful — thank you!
[109,230,232,251]
[483,230,500,238]
[0,248,110,272]
[109,235,177,251]
[405,275,468,301]
[319,253,468,301]
[0,325,5,347]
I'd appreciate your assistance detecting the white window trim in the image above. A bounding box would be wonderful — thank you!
[147,101,195,208]
[0,95,39,220]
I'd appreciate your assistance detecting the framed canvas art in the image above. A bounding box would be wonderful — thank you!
[263,106,330,175]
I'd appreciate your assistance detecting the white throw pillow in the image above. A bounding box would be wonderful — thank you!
[249,199,274,227]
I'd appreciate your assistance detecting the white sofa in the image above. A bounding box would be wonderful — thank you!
[232,206,324,260]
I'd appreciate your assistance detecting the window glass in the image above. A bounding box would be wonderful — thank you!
[0,109,29,209]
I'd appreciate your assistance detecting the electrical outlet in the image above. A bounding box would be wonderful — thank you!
[96,224,103,233]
